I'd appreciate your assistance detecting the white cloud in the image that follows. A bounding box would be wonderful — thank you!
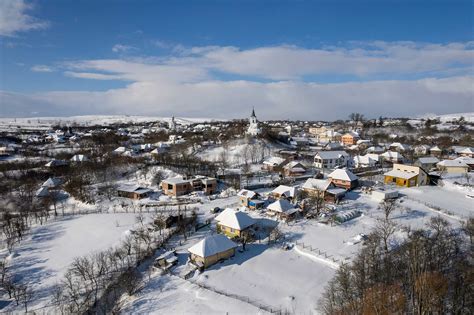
[31,65,53,72]
[0,0,49,37]
[3,41,473,118]
[3,76,473,119]
[112,44,137,53]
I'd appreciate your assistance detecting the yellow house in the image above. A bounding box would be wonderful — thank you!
[384,164,429,187]
[215,208,256,238]
[188,234,237,269]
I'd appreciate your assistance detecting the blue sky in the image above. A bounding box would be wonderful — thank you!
[0,0,473,119]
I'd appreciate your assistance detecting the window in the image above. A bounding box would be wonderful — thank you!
[230,228,234,233]
[168,184,173,190]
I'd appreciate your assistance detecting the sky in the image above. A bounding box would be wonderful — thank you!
[0,0,473,120]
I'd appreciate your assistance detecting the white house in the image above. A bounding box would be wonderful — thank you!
[314,151,349,169]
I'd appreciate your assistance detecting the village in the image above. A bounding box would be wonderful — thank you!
[0,111,472,314]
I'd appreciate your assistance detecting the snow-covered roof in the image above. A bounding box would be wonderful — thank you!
[430,146,442,152]
[114,146,127,153]
[328,169,358,181]
[384,169,418,180]
[381,151,403,159]
[283,161,306,171]
[417,157,440,164]
[263,156,286,166]
[188,234,237,258]
[343,131,360,137]
[117,184,152,194]
[459,147,474,154]
[215,208,256,230]
[237,189,258,199]
[437,159,469,168]
[352,155,376,165]
[272,185,297,198]
[267,199,298,213]
[35,186,49,197]
[302,178,332,191]
[315,150,348,160]
[455,156,474,164]
[162,176,188,184]
[42,177,62,188]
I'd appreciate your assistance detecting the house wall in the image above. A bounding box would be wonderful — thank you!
[384,175,417,187]
[217,223,242,237]
[440,166,468,174]
[190,248,236,268]
[330,178,357,190]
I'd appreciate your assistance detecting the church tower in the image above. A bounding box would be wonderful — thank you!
[247,107,261,136]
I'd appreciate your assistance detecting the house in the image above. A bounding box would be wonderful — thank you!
[117,184,153,199]
[366,146,385,154]
[266,199,299,220]
[459,147,474,158]
[271,185,298,201]
[282,161,307,177]
[215,208,256,238]
[414,144,431,156]
[188,234,238,269]
[328,169,359,190]
[437,159,469,174]
[237,189,264,209]
[384,164,429,187]
[455,156,474,171]
[342,132,360,146]
[351,155,377,168]
[381,151,404,163]
[313,151,349,169]
[161,176,217,196]
[319,130,342,143]
[323,141,343,151]
[302,178,345,203]
[70,154,89,162]
[414,157,440,171]
[262,156,287,171]
[389,142,410,152]
[429,146,442,157]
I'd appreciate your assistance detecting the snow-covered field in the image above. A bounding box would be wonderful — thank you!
[1,213,149,311]
[0,115,222,131]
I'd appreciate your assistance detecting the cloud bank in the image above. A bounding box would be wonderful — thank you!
[0,0,49,37]
[2,42,473,119]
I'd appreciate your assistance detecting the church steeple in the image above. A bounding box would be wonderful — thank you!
[251,107,256,118]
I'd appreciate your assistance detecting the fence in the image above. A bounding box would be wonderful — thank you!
[180,275,286,314]
[294,240,350,266]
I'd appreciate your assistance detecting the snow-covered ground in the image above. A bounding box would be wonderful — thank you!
[0,115,222,131]
[1,213,149,311]
[1,176,471,313]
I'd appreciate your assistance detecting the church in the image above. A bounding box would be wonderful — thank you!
[246,108,261,136]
